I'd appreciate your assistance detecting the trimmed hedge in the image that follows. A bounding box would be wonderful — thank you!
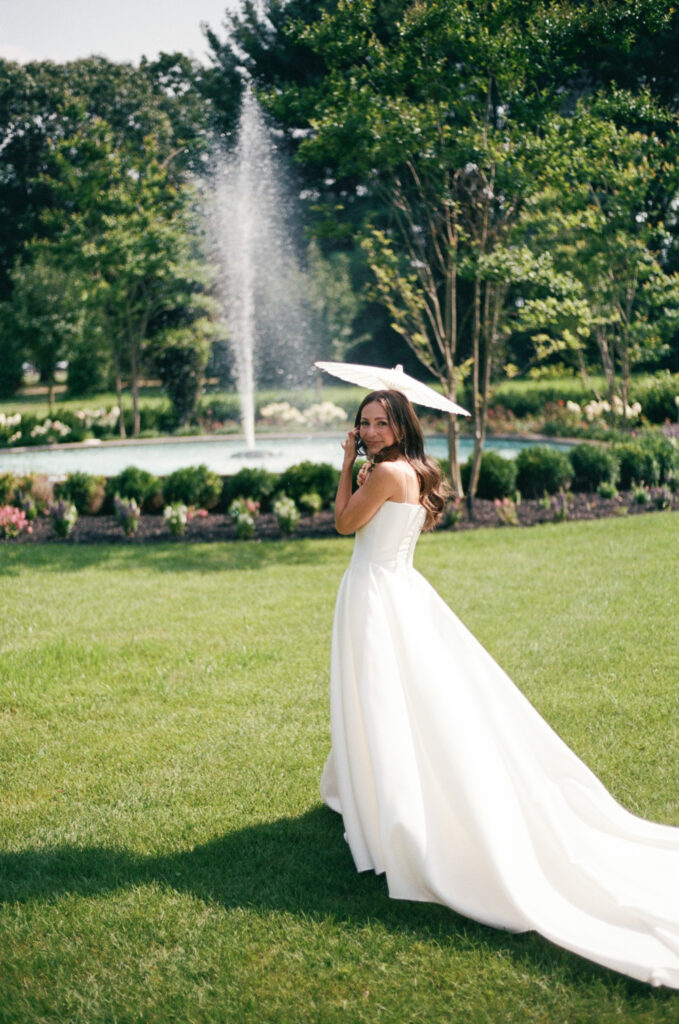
[162,464,223,510]
[568,444,619,493]
[636,433,679,486]
[55,471,106,514]
[277,461,340,508]
[221,467,278,513]
[106,466,163,512]
[515,446,572,498]
[612,442,660,489]
[461,451,517,500]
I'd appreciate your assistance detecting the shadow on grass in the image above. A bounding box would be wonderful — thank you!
[0,537,350,576]
[0,806,667,999]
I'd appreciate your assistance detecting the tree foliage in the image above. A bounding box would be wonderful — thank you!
[207,0,679,493]
[0,54,225,419]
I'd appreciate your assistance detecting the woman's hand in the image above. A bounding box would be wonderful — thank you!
[356,462,371,487]
[341,427,360,464]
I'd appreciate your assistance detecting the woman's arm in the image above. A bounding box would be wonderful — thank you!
[334,436,400,534]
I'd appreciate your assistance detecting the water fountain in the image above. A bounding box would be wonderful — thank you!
[206,85,311,453]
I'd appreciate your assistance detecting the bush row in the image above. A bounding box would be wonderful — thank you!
[0,460,342,517]
[460,433,679,500]
[2,436,676,518]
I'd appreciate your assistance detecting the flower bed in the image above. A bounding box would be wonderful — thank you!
[6,488,676,544]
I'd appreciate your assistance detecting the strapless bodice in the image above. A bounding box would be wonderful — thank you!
[350,501,426,570]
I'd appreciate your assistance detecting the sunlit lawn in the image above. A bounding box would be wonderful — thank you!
[1,512,678,1023]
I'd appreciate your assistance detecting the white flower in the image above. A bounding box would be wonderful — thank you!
[259,401,307,425]
[565,400,581,414]
[303,401,348,427]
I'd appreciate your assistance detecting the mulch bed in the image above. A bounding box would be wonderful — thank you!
[9,489,677,545]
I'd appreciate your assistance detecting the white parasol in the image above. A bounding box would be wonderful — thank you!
[314,361,470,416]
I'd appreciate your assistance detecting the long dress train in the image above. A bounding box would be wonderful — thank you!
[320,500,679,988]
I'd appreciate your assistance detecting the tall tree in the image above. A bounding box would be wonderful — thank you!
[208,0,679,490]
[41,120,215,434]
[517,94,679,418]
[244,0,563,491]
[5,251,85,409]
[0,54,219,302]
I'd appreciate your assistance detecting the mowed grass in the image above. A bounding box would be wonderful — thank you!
[1,513,678,1024]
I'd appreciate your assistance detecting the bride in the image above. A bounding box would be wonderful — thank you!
[320,387,679,989]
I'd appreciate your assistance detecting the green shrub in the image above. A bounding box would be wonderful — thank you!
[66,343,111,397]
[55,471,106,514]
[515,446,572,498]
[277,461,340,508]
[106,466,162,512]
[197,395,241,424]
[632,484,650,505]
[121,405,177,437]
[597,480,618,499]
[491,379,592,418]
[222,467,278,512]
[0,329,24,398]
[162,464,222,510]
[630,373,679,424]
[0,472,17,504]
[568,444,620,493]
[635,432,679,486]
[299,491,323,515]
[460,451,517,500]
[612,442,660,489]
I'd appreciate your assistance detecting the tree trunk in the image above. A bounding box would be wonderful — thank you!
[446,407,462,496]
[444,254,462,495]
[130,339,140,437]
[113,347,126,438]
[466,276,483,518]
[620,338,630,428]
[596,326,616,416]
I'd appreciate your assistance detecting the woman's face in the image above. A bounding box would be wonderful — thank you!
[358,400,397,455]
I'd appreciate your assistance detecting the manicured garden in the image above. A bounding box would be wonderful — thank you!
[1,424,678,543]
[1,514,678,1023]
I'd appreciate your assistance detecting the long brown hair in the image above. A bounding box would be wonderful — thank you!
[354,390,449,529]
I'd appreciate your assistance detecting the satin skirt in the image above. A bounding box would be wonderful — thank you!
[321,546,679,988]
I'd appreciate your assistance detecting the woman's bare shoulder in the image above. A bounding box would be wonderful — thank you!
[369,461,410,485]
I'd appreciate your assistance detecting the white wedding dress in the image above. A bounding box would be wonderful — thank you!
[320,499,679,988]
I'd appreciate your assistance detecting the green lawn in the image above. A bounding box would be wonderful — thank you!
[1,513,679,1023]
[0,383,365,423]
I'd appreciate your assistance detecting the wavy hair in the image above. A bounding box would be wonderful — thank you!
[354,390,449,530]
